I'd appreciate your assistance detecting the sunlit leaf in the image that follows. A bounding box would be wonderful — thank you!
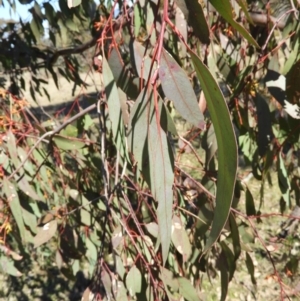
[33,220,57,248]
[159,49,205,129]
[190,50,237,253]
[53,135,85,150]
[0,256,22,277]
[171,215,191,262]
[67,0,81,8]
[126,265,142,296]
[3,178,26,240]
[178,277,199,301]
[147,98,174,265]
[208,0,259,48]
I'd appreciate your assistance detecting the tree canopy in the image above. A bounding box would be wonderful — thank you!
[0,0,300,300]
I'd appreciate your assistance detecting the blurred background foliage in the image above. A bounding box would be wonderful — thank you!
[0,0,300,300]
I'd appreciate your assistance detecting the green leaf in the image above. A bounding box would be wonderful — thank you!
[159,49,205,129]
[254,93,273,157]
[30,18,41,43]
[3,178,26,240]
[178,277,199,301]
[245,252,256,285]
[116,282,128,301]
[18,176,41,201]
[126,265,142,296]
[245,186,256,216]
[108,48,139,99]
[0,256,22,277]
[147,97,174,265]
[202,124,217,169]
[103,54,129,159]
[33,220,57,248]
[53,135,85,150]
[218,250,229,301]
[229,213,241,260]
[176,0,210,44]
[65,18,79,32]
[128,88,152,171]
[134,3,141,38]
[208,0,259,48]
[67,0,81,8]
[61,124,78,137]
[6,131,20,169]
[190,50,238,253]
[22,208,37,234]
[133,41,155,81]
[171,215,192,262]
[277,152,291,206]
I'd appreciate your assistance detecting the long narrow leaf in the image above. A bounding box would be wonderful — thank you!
[209,0,259,48]
[103,55,128,159]
[148,98,174,265]
[190,50,237,252]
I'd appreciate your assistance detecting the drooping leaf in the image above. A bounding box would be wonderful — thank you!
[133,41,155,81]
[33,219,57,248]
[108,48,139,99]
[218,250,229,301]
[3,178,26,240]
[175,6,187,57]
[103,54,128,159]
[208,0,259,48]
[159,49,205,129]
[147,99,174,265]
[277,152,291,206]
[201,124,217,169]
[229,213,241,260]
[254,93,273,157]
[21,208,37,234]
[128,88,152,171]
[171,215,191,262]
[245,252,256,285]
[190,50,238,253]
[126,265,142,296]
[245,186,256,216]
[175,0,210,44]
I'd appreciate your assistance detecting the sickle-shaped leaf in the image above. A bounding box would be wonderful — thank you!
[209,0,259,48]
[159,49,205,130]
[190,50,237,252]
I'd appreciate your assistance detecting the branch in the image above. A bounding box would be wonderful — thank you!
[1,103,97,187]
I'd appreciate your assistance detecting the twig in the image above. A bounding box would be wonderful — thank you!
[1,103,97,187]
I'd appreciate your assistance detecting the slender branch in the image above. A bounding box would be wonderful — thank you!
[1,103,97,187]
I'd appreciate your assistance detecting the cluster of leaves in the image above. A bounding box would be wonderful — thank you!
[0,0,300,300]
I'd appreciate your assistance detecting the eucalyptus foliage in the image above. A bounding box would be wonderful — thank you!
[0,0,300,300]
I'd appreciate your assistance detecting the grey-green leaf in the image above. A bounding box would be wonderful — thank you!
[126,265,142,296]
[190,50,237,253]
[159,49,205,129]
[3,179,26,240]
